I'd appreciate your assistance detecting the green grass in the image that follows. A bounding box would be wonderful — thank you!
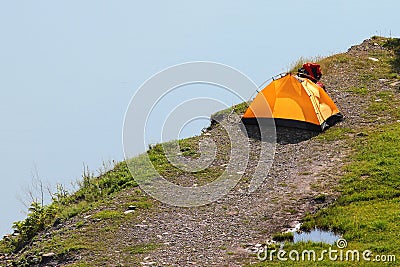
[2,36,400,266]
[272,232,294,242]
[315,127,354,142]
[346,86,368,96]
[382,37,400,73]
[93,210,123,220]
[211,101,249,118]
[367,91,399,120]
[125,243,159,255]
[0,160,140,254]
[64,263,94,267]
[252,123,400,266]
[251,38,400,265]
[125,198,153,210]
[141,133,231,186]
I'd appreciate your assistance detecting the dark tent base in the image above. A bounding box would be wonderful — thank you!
[241,113,343,132]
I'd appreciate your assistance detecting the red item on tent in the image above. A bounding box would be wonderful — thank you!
[302,63,322,81]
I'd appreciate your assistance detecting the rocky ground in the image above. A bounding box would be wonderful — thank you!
[1,38,399,267]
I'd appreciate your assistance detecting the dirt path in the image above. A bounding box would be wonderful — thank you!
[106,38,398,266]
[112,136,348,266]
[3,38,398,267]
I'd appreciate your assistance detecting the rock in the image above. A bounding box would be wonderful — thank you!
[140,261,157,265]
[31,257,40,264]
[53,218,61,227]
[127,205,137,210]
[390,81,400,87]
[368,57,379,62]
[227,210,238,216]
[42,252,56,260]
[124,210,135,214]
[375,99,382,102]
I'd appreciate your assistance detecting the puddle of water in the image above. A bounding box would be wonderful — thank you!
[293,228,341,245]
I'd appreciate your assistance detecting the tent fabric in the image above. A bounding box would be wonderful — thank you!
[242,74,343,131]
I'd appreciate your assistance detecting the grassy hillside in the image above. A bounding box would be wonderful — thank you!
[253,36,400,266]
[1,36,399,266]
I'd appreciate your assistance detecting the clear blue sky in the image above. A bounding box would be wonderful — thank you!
[0,1,398,235]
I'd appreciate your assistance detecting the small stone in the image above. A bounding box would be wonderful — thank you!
[53,218,61,227]
[143,256,151,261]
[140,261,157,265]
[84,215,91,219]
[124,210,135,214]
[293,223,301,231]
[368,57,379,62]
[390,81,400,87]
[127,205,137,210]
[42,252,55,258]
[375,99,382,102]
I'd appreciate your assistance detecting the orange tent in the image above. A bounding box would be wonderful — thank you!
[242,74,342,131]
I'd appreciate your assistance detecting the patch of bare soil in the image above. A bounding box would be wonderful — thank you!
[106,38,397,267]
[3,38,399,267]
